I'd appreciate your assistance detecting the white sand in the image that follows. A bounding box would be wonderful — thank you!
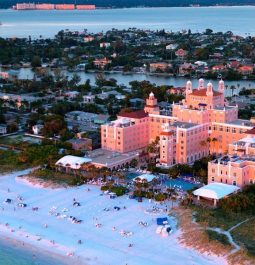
[0,170,227,265]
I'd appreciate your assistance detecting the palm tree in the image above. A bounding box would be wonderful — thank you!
[237,83,240,93]
[230,85,236,97]
[211,137,218,154]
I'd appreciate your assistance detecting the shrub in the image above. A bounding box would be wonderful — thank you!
[101,185,110,191]
[206,230,231,246]
[110,186,128,196]
[154,193,167,202]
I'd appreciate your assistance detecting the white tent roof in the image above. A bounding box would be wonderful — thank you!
[56,155,92,169]
[133,173,157,183]
[193,183,240,200]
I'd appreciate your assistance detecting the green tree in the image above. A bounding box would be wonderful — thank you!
[31,55,41,68]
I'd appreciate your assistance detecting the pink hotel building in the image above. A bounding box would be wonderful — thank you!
[101,79,255,188]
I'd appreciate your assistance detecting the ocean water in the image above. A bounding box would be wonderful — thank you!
[0,6,254,38]
[0,240,65,265]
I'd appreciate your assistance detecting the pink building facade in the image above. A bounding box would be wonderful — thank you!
[101,79,255,187]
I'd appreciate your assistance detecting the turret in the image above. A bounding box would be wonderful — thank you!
[218,79,225,94]
[206,82,213,97]
[186,80,192,95]
[159,123,174,166]
[144,92,160,114]
[198,78,204,90]
[149,91,155,99]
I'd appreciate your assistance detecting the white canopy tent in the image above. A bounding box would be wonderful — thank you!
[133,173,157,183]
[56,155,92,169]
[193,183,240,206]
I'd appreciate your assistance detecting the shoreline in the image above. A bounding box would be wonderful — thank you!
[0,234,76,265]
[0,223,85,265]
[1,5,255,11]
[0,170,230,265]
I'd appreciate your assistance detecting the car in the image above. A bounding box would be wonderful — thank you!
[4,198,12,204]
[18,203,27,208]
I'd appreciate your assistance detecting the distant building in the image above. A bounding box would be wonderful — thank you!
[93,58,112,69]
[84,36,94,43]
[55,4,75,10]
[175,49,187,59]
[67,138,92,151]
[64,91,80,99]
[83,94,96,104]
[100,42,111,48]
[76,5,96,10]
[0,72,9,80]
[35,4,55,10]
[211,64,226,72]
[32,124,44,135]
[149,62,171,72]
[166,44,178,50]
[238,65,254,75]
[0,124,7,135]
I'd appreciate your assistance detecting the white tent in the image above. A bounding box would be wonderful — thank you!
[133,173,157,183]
[193,183,240,206]
[56,155,92,169]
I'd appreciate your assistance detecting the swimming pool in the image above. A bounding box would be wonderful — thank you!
[125,172,142,180]
[165,179,198,191]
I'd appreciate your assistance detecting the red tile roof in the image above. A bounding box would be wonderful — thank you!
[190,88,222,97]
[118,109,148,119]
[245,127,255,135]
[160,131,173,136]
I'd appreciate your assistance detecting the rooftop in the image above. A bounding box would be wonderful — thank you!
[173,121,197,129]
[86,149,139,167]
[228,119,254,127]
[245,127,255,135]
[118,109,148,119]
[56,155,92,169]
[193,183,240,200]
[190,88,222,97]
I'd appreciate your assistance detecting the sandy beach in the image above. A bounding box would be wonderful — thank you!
[0,170,228,265]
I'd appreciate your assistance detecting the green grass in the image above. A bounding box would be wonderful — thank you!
[0,150,27,173]
[31,168,82,186]
[231,219,255,257]
[101,185,128,196]
[193,206,253,230]
[206,230,231,246]
[191,205,255,257]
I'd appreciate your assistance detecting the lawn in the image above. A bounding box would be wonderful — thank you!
[29,168,82,186]
[191,205,255,257]
[193,206,253,230]
[231,218,255,257]
[0,150,27,173]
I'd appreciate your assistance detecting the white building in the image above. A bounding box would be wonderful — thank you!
[32,124,44,135]
[0,124,7,135]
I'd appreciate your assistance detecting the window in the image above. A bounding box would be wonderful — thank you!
[212,177,214,182]
[233,181,236,186]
